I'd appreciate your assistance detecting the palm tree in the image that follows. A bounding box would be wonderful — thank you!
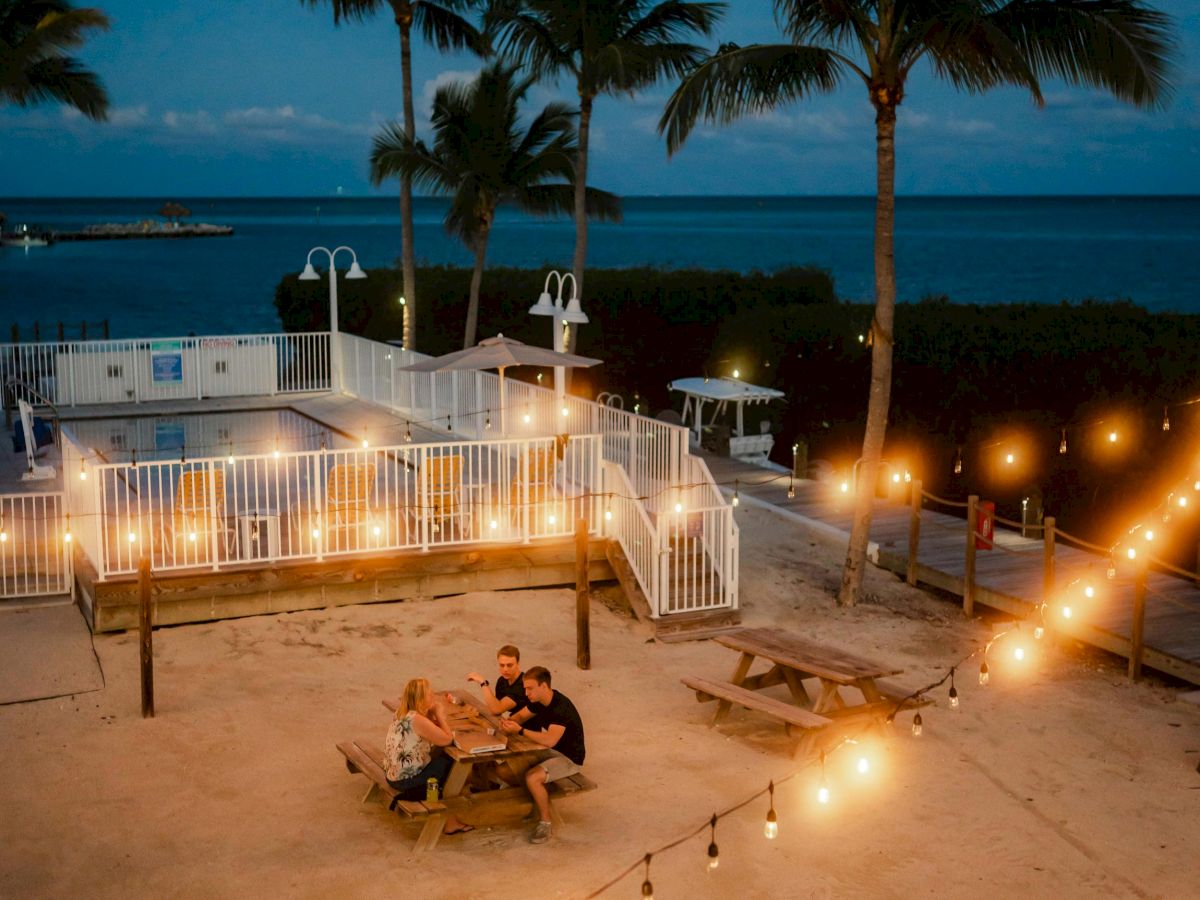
[487,0,723,350]
[371,61,622,348]
[661,1,1174,607]
[0,0,110,120]
[303,0,486,351]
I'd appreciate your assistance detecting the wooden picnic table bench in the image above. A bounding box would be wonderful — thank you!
[337,688,596,851]
[684,627,931,757]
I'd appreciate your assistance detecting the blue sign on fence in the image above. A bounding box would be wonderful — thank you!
[151,340,184,384]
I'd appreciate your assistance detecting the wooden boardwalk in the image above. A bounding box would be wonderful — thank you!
[703,454,1200,687]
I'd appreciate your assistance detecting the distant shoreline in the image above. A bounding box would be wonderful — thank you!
[2,193,1198,202]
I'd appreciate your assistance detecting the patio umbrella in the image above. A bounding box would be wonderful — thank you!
[399,333,601,434]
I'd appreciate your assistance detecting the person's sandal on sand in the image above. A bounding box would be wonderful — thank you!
[529,821,552,843]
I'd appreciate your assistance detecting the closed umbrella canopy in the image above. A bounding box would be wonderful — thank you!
[399,334,601,433]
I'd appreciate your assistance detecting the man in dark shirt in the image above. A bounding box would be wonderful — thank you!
[498,666,586,844]
[466,644,527,715]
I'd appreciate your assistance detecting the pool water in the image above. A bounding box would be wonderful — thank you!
[62,408,343,463]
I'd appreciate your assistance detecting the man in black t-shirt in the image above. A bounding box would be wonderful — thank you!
[498,666,586,844]
[467,644,527,715]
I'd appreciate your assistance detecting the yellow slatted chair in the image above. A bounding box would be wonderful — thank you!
[422,454,464,537]
[511,446,558,527]
[171,467,231,563]
[327,463,377,548]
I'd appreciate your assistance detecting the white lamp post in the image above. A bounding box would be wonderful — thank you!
[299,245,366,392]
[529,270,587,411]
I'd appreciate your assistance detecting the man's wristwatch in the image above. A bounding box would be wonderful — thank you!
[480,680,490,688]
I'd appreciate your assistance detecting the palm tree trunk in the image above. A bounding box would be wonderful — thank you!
[838,103,898,607]
[567,92,592,359]
[464,228,490,349]
[398,19,418,351]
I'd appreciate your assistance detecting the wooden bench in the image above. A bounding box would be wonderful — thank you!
[682,675,834,731]
[336,738,597,850]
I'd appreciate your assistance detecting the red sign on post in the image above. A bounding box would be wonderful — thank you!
[976,500,995,550]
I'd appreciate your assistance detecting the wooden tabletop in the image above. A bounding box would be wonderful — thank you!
[383,688,542,756]
[715,627,903,683]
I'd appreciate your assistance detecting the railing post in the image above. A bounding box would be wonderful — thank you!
[1043,516,1056,603]
[906,479,922,587]
[1129,560,1147,681]
[195,339,204,400]
[139,554,154,718]
[521,442,530,544]
[964,494,978,617]
[419,446,430,552]
[313,451,325,563]
[207,461,220,572]
[575,517,590,670]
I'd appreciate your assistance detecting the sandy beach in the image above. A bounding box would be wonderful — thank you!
[2,502,1198,899]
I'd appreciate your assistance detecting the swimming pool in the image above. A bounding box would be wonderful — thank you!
[61,408,345,463]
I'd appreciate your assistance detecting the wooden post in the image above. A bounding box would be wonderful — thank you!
[57,321,64,342]
[103,318,110,340]
[139,555,155,717]
[575,517,590,670]
[33,321,40,343]
[1128,562,1147,681]
[906,479,922,587]
[9,324,17,344]
[81,320,88,341]
[1043,516,1056,602]
[964,495,978,617]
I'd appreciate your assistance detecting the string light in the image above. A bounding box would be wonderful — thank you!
[1059,429,1068,455]
[1005,452,1014,465]
[787,476,795,500]
[79,460,87,481]
[361,431,369,449]
[839,481,849,494]
[1084,585,1095,598]
[911,712,923,737]
[1162,407,1170,432]
[1062,605,1073,619]
[227,444,234,465]
[523,405,531,424]
[604,508,612,522]
[732,480,740,507]
[706,814,719,871]
[1013,645,1025,661]
[485,411,492,430]
[0,515,6,543]
[816,752,830,803]
[561,406,569,418]
[273,437,281,459]
[763,781,778,839]
[180,447,186,465]
[405,422,413,442]
[1107,556,1117,579]
[131,448,137,468]
[1127,547,1137,560]
[948,667,959,709]
[641,854,654,899]
[856,754,870,775]
[953,448,962,475]
[447,416,452,432]
[1108,431,1118,443]
[1034,625,1045,639]
[63,513,72,543]
[979,662,990,686]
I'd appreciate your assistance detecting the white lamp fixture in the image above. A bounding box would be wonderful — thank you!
[530,270,587,410]
[299,245,367,393]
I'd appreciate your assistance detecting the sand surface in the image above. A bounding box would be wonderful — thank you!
[2,503,1198,899]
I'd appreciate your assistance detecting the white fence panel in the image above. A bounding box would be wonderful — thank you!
[0,492,72,598]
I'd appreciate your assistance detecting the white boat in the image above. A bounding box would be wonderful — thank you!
[1,224,51,247]
[669,376,785,468]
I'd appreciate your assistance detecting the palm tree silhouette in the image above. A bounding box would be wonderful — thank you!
[487,0,722,348]
[302,0,487,351]
[0,0,110,120]
[660,0,1175,606]
[370,61,621,348]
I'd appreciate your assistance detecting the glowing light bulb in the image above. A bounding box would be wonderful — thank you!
[1108,431,1117,443]
[127,531,137,543]
[1059,430,1068,455]
[731,369,740,379]
[1034,625,1045,640]
[311,527,320,539]
[523,412,531,425]
[839,481,849,494]
[561,406,568,418]
[398,295,405,306]
[0,531,7,543]
[489,519,498,530]
[979,663,990,686]
[641,880,653,899]
[674,502,683,514]
[1179,496,1188,508]
[547,514,556,526]
[732,492,740,507]
[787,482,796,499]
[64,531,72,543]
[856,756,870,774]
[911,713,923,737]
[485,414,492,430]
[706,842,719,871]
[817,782,830,804]
[1194,480,1200,492]
[948,685,959,709]
[1062,605,1073,619]
[1005,453,1014,465]
[79,464,87,481]
[858,333,865,343]
[362,437,369,449]
[1107,563,1117,579]
[1084,585,1095,598]
[904,471,912,483]
[604,509,612,522]
[1162,408,1170,431]
[1127,547,1137,560]
[372,525,381,537]
[1013,646,1026,661]
[892,473,901,483]
[228,453,235,465]
[188,532,197,543]
[764,809,778,839]
[273,448,281,459]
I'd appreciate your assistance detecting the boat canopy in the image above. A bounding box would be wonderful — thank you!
[668,376,784,447]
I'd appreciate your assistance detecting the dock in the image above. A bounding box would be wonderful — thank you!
[704,453,1200,688]
[49,223,233,241]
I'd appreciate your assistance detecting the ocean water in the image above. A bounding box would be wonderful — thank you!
[1,195,1197,339]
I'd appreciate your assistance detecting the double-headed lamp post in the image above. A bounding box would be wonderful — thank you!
[528,270,587,412]
[299,245,366,393]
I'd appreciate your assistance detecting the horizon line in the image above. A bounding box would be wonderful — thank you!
[2,192,1198,201]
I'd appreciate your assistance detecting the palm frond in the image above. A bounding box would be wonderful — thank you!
[774,0,877,51]
[986,0,1174,109]
[517,184,623,222]
[298,0,383,26]
[623,1,725,45]
[369,122,457,192]
[7,54,108,119]
[485,6,577,81]
[415,0,489,55]
[659,42,844,154]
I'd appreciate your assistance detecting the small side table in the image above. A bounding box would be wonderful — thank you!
[238,509,281,560]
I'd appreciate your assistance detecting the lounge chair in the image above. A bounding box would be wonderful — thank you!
[326,462,377,550]
[169,466,232,564]
[421,454,465,539]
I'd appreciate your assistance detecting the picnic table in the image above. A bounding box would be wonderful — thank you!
[338,688,596,851]
[683,626,929,757]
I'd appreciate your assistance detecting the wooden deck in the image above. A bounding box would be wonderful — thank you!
[703,454,1200,687]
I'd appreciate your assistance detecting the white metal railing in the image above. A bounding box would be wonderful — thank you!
[61,423,602,579]
[0,491,72,598]
[339,333,734,617]
[1,332,330,407]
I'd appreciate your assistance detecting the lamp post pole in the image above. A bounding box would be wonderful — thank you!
[529,270,587,413]
[299,246,366,393]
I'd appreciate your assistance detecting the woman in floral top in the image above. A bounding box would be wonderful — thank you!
[384,678,473,834]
